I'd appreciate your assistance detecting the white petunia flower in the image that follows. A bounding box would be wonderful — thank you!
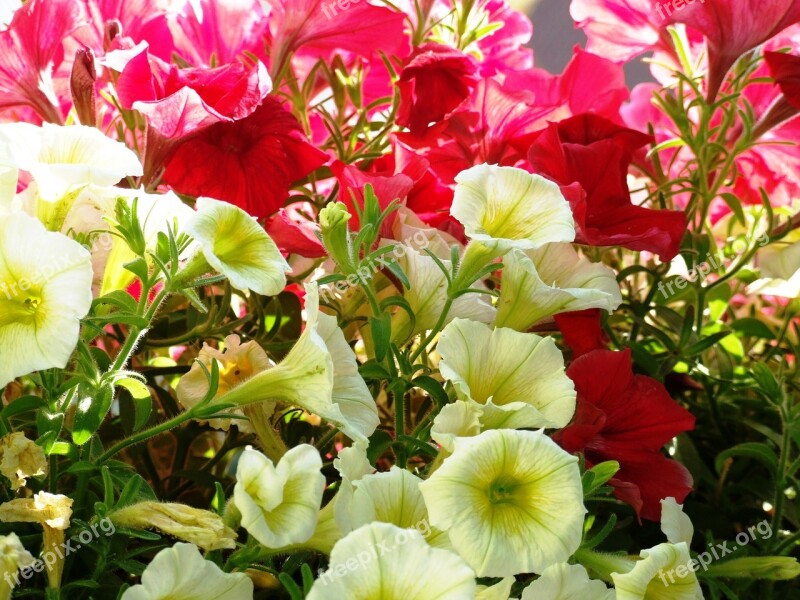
[419,429,586,577]
[234,446,325,548]
[611,497,703,600]
[438,319,576,429]
[0,123,142,205]
[495,245,621,331]
[452,164,575,252]
[391,244,496,343]
[521,563,614,599]
[61,186,194,295]
[121,543,253,600]
[214,285,376,444]
[306,522,476,600]
[0,212,92,388]
[183,197,290,297]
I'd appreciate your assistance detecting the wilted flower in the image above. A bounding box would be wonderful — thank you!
[437,319,576,429]
[0,533,35,600]
[495,245,621,331]
[0,432,47,490]
[420,429,585,577]
[0,492,73,589]
[177,334,272,432]
[233,446,325,549]
[306,522,476,600]
[109,502,237,551]
[0,212,93,389]
[121,543,253,600]
[182,197,290,296]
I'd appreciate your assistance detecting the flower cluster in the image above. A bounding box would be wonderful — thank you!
[1,0,800,598]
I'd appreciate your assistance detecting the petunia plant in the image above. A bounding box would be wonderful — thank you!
[1,0,800,599]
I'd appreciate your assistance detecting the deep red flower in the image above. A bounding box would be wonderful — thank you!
[668,0,800,101]
[527,113,686,260]
[554,348,696,521]
[554,308,609,357]
[0,0,82,123]
[396,43,479,135]
[765,51,800,110]
[162,98,328,218]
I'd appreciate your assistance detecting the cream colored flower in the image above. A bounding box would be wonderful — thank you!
[306,522,476,600]
[214,285,376,444]
[495,245,621,330]
[438,319,576,429]
[121,543,253,600]
[184,197,290,296]
[61,186,194,295]
[0,533,35,600]
[0,123,142,202]
[749,231,800,297]
[347,467,451,549]
[177,334,272,432]
[419,429,585,577]
[0,432,47,490]
[109,502,237,551]
[234,446,325,548]
[452,164,575,252]
[611,496,703,599]
[521,563,614,599]
[391,244,496,343]
[0,212,93,388]
[476,577,515,600]
[333,440,374,534]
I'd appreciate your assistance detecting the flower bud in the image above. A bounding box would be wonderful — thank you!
[707,556,800,580]
[319,202,355,273]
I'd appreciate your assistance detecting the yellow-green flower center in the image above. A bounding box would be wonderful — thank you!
[0,288,43,328]
[487,476,519,505]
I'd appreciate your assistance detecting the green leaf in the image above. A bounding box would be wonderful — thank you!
[582,461,620,497]
[370,313,392,362]
[731,318,776,340]
[117,378,152,433]
[412,375,450,409]
[1,395,47,419]
[72,385,115,445]
[715,443,778,477]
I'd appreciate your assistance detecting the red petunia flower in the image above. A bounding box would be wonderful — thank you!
[554,308,609,358]
[527,113,686,261]
[162,97,328,218]
[396,43,479,136]
[765,51,800,110]
[0,0,82,123]
[554,348,696,521]
[667,0,800,101]
[115,45,271,184]
[266,208,326,258]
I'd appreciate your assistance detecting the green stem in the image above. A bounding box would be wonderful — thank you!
[95,409,196,463]
[409,297,453,365]
[770,410,792,550]
[574,548,636,584]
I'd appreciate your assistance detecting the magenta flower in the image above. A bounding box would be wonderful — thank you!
[0,0,82,123]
